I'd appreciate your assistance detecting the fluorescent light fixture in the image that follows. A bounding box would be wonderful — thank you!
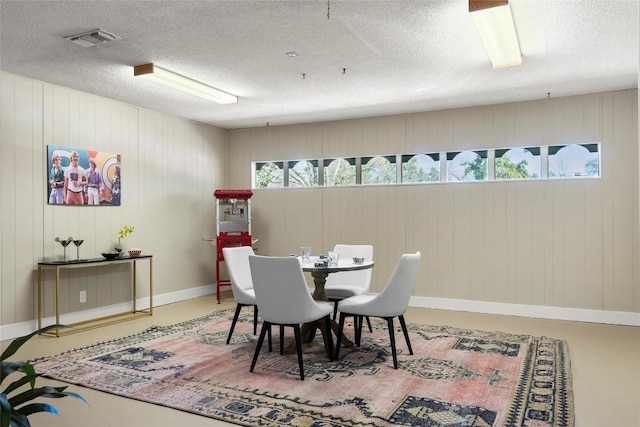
[469,0,522,68]
[133,63,238,105]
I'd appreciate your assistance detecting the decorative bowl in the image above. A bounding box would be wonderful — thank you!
[314,259,329,267]
[128,248,142,258]
[102,251,120,260]
[353,257,365,264]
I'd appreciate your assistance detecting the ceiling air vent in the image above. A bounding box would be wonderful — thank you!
[64,29,121,47]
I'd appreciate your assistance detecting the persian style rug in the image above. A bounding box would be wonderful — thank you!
[32,308,574,426]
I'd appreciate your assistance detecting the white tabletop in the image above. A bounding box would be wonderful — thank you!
[298,256,374,273]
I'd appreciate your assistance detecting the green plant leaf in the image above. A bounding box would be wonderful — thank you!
[0,324,84,427]
[2,373,40,396]
[9,386,87,408]
[1,325,66,362]
[9,386,65,407]
[16,402,60,417]
[18,365,37,388]
[2,361,39,389]
[8,411,29,427]
[1,361,27,385]
[1,394,11,427]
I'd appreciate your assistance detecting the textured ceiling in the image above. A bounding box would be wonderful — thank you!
[1,0,638,130]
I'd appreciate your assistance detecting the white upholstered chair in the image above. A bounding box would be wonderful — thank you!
[335,251,421,369]
[222,246,258,344]
[249,255,334,380]
[324,244,374,328]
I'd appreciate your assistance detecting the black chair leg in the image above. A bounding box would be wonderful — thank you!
[268,324,273,352]
[250,321,270,373]
[293,325,305,380]
[399,315,413,355]
[355,315,365,346]
[226,303,243,344]
[335,313,347,360]
[353,315,359,346]
[253,305,258,335]
[386,317,398,369]
[331,301,370,331]
[323,315,334,361]
[279,325,285,355]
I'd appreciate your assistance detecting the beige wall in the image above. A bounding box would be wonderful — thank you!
[1,71,226,327]
[228,90,639,315]
[1,69,638,334]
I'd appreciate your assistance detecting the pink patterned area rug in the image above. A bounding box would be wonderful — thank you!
[33,309,573,426]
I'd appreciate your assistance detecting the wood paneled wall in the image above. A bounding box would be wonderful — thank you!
[1,69,637,330]
[1,72,226,325]
[228,90,639,314]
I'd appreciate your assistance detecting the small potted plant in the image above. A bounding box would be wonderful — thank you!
[1,325,87,427]
[115,224,135,254]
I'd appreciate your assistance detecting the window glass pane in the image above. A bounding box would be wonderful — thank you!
[289,160,318,187]
[549,144,600,178]
[254,162,284,188]
[495,148,540,180]
[362,156,396,185]
[402,154,440,183]
[447,151,487,182]
[324,158,356,186]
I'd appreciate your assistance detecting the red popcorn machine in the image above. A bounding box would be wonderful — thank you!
[212,189,254,303]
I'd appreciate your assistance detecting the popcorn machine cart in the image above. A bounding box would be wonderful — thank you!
[212,189,254,303]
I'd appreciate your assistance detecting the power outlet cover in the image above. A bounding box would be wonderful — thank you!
[79,290,87,303]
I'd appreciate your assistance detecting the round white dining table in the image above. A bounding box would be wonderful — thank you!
[299,256,374,301]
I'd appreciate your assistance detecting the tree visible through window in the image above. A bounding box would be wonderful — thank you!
[253,142,601,188]
[289,160,318,187]
[362,156,396,185]
[324,158,356,186]
[447,151,487,182]
[495,147,540,180]
[254,162,284,188]
[402,154,440,183]
[549,144,600,178]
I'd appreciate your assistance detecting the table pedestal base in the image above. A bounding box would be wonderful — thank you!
[284,318,353,355]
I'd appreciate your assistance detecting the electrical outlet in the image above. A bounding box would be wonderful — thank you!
[79,290,87,303]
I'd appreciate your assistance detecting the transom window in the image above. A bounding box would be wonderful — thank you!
[324,158,356,186]
[362,156,396,185]
[402,154,440,184]
[549,144,600,178]
[254,162,284,188]
[447,151,488,182]
[495,147,540,180]
[288,160,318,187]
[252,143,600,188]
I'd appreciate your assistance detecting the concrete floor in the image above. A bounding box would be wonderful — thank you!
[3,293,639,427]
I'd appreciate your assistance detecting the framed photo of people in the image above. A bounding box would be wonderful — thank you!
[47,145,121,206]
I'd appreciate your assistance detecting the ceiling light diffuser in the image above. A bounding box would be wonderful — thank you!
[469,0,522,68]
[65,29,120,47]
[133,63,238,105]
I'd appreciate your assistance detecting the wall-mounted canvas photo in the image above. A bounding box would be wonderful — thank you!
[47,145,121,206]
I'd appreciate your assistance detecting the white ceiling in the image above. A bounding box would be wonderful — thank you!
[1,0,638,130]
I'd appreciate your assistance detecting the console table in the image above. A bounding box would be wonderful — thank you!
[37,255,153,337]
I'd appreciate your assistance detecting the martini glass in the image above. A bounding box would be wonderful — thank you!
[55,237,73,261]
[73,239,84,260]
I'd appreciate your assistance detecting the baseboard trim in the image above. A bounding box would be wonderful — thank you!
[410,296,640,326]
[2,286,638,341]
[0,285,216,341]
